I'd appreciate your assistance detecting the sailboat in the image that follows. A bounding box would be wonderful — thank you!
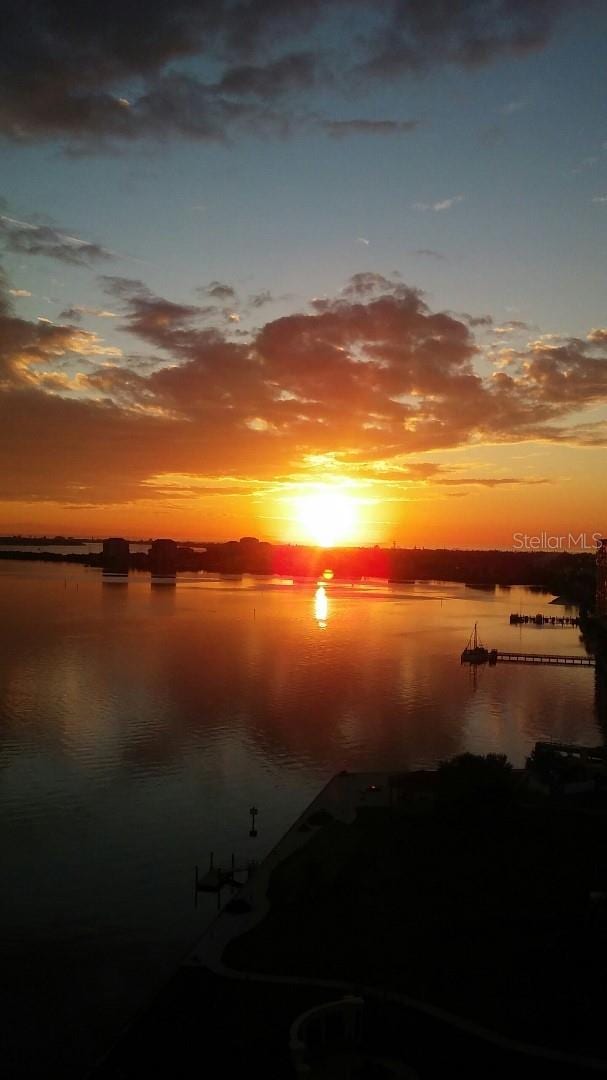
[461,623,492,664]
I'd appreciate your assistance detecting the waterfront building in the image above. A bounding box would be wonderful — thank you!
[102,537,129,582]
[150,538,177,584]
[597,538,607,617]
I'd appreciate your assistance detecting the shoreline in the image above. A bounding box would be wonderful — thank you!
[0,547,589,602]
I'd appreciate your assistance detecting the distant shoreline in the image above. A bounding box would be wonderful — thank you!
[0,543,594,608]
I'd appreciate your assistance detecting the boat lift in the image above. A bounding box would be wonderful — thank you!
[194,852,258,909]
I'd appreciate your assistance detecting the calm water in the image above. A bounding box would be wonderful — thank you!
[0,561,601,1075]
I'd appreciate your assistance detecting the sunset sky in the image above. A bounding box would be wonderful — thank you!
[1,1,606,547]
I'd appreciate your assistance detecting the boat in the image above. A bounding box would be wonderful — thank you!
[461,623,491,664]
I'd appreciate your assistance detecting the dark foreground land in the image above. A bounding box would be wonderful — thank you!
[94,763,607,1078]
[224,776,607,1062]
[91,965,603,1079]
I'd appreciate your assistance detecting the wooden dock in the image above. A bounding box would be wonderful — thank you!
[509,613,579,626]
[495,650,594,667]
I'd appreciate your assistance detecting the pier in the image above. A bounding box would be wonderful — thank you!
[509,613,579,626]
[195,852,258,909]
[495,651,594,667]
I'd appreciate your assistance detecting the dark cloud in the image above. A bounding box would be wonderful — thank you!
[204,281,237,302]
[516,340,607,405]
[409,249,446,260]
[217,53,319,97]
[249,290,274,308]
[0,1,214,140]
[341,272,409,298]
[126,74,294,142]
[0,387,191,502]
[101,276,210,352]
[0,215,114,266]
[322,119,419,137]
[0,1,565,145]
[361,0,566,77]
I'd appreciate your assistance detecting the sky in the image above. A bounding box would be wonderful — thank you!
[0,0,606,548]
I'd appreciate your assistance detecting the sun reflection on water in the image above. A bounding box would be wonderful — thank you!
[314,584,329,628]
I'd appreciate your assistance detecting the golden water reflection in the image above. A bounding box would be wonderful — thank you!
[314,584,329,628]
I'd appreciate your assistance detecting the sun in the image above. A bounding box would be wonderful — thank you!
[294,489,359,547]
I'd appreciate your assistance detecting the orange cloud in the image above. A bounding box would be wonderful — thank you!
[0,271,606,519]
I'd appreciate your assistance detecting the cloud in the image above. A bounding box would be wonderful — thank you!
[8,288,31,297]
[2,264,607,506]
[435,476,548,487]
[216,52,319,97]
[408,249,445,260]
[340,272,407,298]
[101,276,209,351]
[592,195,607,204]
[204,281,237,302]
[345,461,548,489]
[249,290,274,308]
[512,338,607,406]
[413,195,464,212]
[59,305,117,321]
[0,293,122,394]
[360,1,564,76]
[323,119,419,137]
[500,99,527,114]
[0,1,565,146]
[493,320,532,334]
[0,214,114,266]
[126,74,295,143]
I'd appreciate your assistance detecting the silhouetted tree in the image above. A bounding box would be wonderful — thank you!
[436,752,515,817]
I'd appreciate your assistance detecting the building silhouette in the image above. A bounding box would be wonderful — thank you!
[597,538,607,617]
[102,537,129,582]
[150,538,177,584]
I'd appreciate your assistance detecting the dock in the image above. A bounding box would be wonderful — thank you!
[495,651,594,667]
[509,613,579,626]
[195,853,257,909]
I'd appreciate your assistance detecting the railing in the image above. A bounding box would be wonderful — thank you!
[495,651,594,667]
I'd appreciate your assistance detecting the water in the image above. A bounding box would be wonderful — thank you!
[0,561,601,1075]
